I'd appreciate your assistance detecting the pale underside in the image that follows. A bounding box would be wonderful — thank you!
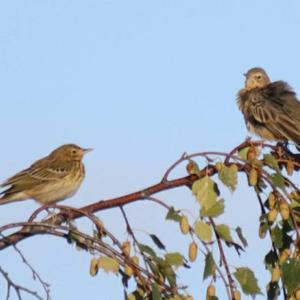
[6,176,84,204]
[0,162,84,205]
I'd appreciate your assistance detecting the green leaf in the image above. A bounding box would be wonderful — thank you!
[166,207,182,223]
[151,283,163,300]
[238,147,249,160]
[235,227,248,248]
[264,154,279,170]
[271,226,283,249]
[200,199,225,218]
[149,234,166,250]
[218,165,238,192]
[281,258,300,294]
[97,256,120,274]
[271,226,293,250]
[291,200,300,209]
[165,252,184,267]
[234,267,262,296]
[160,265,176,287]
[215,224,232,242]
[194,221,213,242]
[203,252,216,280]
[67,231,88,250]
[127,294,136,300]
[192,176,217,209]
[138,244,157,257]
[270,173,285,188]
[67,231,83,244]
[154,257,168,268]
[147,260,160,277]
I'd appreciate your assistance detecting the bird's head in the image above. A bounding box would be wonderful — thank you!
[51,144,93,161]
[244,67,271,90]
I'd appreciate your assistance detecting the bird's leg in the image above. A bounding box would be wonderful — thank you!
[41,205,57,221]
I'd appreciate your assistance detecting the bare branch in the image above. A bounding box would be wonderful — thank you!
[0,265,44,300]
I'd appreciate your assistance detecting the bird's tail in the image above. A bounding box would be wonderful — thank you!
[0,195,16,205]
[0,190,26,205]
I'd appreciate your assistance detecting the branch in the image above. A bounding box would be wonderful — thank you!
[0,173,204,250]
[10,238,51,299]
[210,218,235,300]
[0,265,44,300]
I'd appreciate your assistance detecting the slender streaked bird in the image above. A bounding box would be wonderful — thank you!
[0,144,92,205]
[237,67,300,148]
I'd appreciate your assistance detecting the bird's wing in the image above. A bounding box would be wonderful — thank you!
[28,166,71,181]
[1,160,71,188]
[250,82,300,146]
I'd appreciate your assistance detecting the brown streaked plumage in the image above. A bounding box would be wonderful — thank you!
[237,67,300,147]
[0,144,92,205]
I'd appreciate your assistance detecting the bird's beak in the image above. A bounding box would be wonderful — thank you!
[243,73,247,77]
[83,148,93,154]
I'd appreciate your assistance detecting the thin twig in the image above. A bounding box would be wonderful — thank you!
[210,218,235,300]
[0,265,44,300]
[119,206,153,291]
[10,241,51,299]
[161,151,241,183]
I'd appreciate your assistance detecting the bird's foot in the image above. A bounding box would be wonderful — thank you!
[41,206,57,221]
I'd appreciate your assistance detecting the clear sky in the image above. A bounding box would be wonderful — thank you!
[0,1,300,299]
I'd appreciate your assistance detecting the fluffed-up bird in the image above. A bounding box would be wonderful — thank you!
[0,144,92,206]
[237,67,300,148]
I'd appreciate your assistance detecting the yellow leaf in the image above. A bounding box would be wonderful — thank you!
[188,242,198,262]
[279,200,290,220]
[248,168,258,186]
[206,284,216,297]
[124,264,133,277]
[131,255,139,266]
[98,256,120,274]
[194,221,213,242]
[180,215,190,235]
[89,258,98,277]
[268,209,278,224]
[192,176,218,209]
[122,241,131,257]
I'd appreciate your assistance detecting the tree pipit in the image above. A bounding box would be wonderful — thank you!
[237,67,300,148]
[0,144,92,206]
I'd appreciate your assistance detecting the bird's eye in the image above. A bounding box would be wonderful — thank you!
[256,75,262,80]
[72,150,77,154]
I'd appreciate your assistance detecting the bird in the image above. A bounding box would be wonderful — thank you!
[0,144,92,206]
[237,67,300,148]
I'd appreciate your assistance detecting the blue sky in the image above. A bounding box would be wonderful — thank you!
[0,1,300,299]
